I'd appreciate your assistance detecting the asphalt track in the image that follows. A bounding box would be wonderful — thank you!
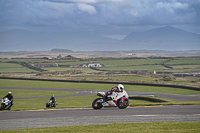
[0,87,200,130]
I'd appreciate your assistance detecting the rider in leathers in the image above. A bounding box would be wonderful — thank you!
[50,95,57,105]
[104,84,124,101]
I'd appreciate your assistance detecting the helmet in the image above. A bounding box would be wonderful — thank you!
[51,95,54,98]
[117,84,124,92]
[8,92,12,95]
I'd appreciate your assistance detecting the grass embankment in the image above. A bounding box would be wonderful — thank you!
[0,63,38,73]
[0,89,76,98]
[0,122,200,133]
[0,89,77,110]
[1,79,200,95]
[0,79,200,111]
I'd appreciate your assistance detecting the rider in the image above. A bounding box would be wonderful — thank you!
[104,84,124,101]
[3,92,13,107]
[50,95,57,105]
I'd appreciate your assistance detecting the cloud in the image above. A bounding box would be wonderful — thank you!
[156,1,190,13]
[52,0,123,3]
[0,0,200,34]
[96,0,197,26]
[37,1,76,18]
[77,3,96,14]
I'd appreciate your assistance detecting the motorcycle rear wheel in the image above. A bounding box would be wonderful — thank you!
[92,98,103,109]
[117,98,129,109]
[0,105,5,110]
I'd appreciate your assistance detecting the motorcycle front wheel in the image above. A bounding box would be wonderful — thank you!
[117,98,129,109]
[92,98,103,109]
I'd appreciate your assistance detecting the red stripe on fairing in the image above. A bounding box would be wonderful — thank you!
[106,101,116,106]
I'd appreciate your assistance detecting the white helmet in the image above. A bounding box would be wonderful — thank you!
[117,84,124,92]
[8,92,12,94]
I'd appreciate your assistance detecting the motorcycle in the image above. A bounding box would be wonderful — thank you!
[46,100,57,108]
[92,90,129,109]
[1,97,12,110]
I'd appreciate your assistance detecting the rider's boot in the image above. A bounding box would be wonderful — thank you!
[103,96,112,102]
[102,96,107,102]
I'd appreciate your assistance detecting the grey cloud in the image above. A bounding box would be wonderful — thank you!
[0,0,199,34]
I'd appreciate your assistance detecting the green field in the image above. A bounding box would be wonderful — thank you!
[0,63,38,73]
[96,58,167,67]
[1,122,199,133]
[1,57,200,75]
[166,57,200,65]
[1,57,200,88]
[97,65,167,71]
[43,67,97,73]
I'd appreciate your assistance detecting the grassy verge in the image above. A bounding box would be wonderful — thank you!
[0,89,76,98]
[10,95,97,111]
[2,95,200,111]
[0,122,200,133]
[1,79,200,95]
[0,89,77,111]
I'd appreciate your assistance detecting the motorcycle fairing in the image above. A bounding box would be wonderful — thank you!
[2,98,10,105]
[103,97,127,107]
[103,100,117,107]
[1,98,11,110]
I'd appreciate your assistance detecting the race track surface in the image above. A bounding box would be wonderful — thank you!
[0,87,200,130]
[0,105,200,130]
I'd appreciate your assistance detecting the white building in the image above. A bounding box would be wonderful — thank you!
[81,62,104,67]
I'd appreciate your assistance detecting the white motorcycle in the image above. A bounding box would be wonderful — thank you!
[1,97,12,110]
[92,90,129,109]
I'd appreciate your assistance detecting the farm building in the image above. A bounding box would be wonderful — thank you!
[54,55,76,60]
[80,62,104,67]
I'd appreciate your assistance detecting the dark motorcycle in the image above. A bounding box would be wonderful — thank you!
[46,100,56,108]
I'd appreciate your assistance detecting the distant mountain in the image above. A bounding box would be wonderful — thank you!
[0,26,199,51]
[0,29,118,51]
[121,26,200,50]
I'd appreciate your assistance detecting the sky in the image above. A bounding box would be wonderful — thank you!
[0,0,200,40]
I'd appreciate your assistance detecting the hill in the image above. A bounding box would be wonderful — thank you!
[121,26,200,50]
[0,29,117,51]
[51,49,74,53]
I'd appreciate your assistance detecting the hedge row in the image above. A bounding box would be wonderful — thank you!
[6,61,46,72]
